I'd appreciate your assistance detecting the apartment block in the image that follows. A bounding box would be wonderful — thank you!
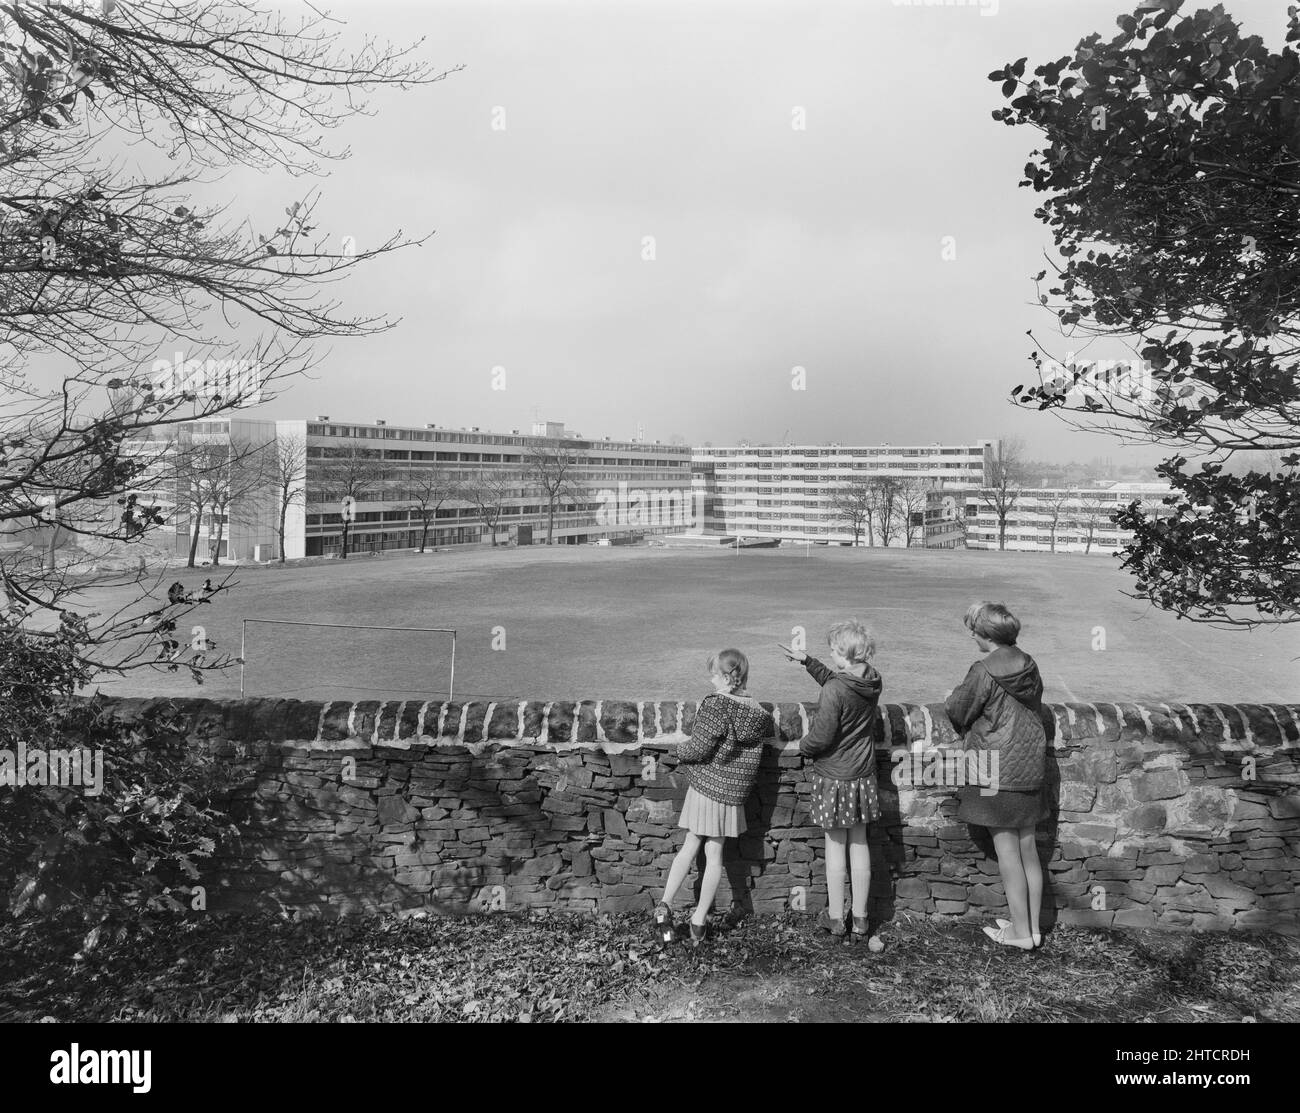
[690,441,999,546]
[965,482,1172,554]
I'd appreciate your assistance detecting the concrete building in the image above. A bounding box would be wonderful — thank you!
[118,417,694,560]
[690,441,999,546]
[122,416,281,563]
[285,417,694,557]
[964,481,1172,554]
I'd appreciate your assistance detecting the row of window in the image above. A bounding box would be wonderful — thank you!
[711,461,984,471]
[305,446,686,468]
[698,447,985,458]
[306,424,689,456]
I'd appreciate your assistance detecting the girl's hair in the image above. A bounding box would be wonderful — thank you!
[964,601,1020,645]
[827,619,875,664]
[707,648,749,693]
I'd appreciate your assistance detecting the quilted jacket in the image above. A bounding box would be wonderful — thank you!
[944,647,1046,792]
[676,693,773,806]
[798,656,882,780]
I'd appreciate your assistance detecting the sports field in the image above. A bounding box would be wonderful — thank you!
[77,544,1299,706]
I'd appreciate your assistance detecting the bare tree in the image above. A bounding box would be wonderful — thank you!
[1043,489,1072,554]
[205,438,270,566]
[0,1,455,677]
[829,475,875,547]
[872,476,903,548]
[981,437,1026,551]
[456,470,522,547]
[525,445,584,545]
[898,479,929,548]
[318,445,383,559]
[1072,493,1110,555]
[405,464,457,553]
[269,434,306,563]
[172,439,229,569]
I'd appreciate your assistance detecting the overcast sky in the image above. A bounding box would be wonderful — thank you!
[65,0,1299,462]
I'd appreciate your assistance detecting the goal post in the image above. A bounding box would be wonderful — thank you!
[239,619,456,701]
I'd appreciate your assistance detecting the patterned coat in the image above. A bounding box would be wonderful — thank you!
[676,693,773,806]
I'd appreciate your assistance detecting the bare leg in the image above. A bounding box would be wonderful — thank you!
[1019,827,1043,938]
[825,827,848,920]
[847,823,870,918]
[691,837,725,925]
[662,832,700,907]
[991,827,1031,940]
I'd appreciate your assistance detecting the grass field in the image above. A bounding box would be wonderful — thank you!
[75,544,1300,705]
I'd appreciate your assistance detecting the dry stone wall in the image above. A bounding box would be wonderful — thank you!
[102,696,1300,933]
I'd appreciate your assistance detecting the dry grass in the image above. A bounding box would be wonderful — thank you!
[2,909,1295,1024]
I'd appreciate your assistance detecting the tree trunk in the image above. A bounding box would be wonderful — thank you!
[547,500,555,545]
[419,519,429,552]
[278,497,288,562]
[998,515,1007,551]
[44,519,61,572]
[187,503,203,567]
[211,513,225,566]
[340,518,350,558]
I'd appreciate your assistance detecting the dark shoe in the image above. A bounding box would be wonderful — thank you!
[688,920,708,947]
[652,901,675,945]
[817,910,847,938]
[851,916,885,952]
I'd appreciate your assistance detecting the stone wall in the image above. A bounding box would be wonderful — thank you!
[103,696,1300,934]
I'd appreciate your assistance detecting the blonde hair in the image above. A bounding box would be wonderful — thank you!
[827,620,875,664]
[964,601,1021,645]
[707,648,749,693]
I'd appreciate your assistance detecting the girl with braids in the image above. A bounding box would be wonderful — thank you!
[654,649,772,946]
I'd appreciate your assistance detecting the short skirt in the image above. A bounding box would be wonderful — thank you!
[678,786,745,837]
[810,773,881,830]
[956,784,1048,829]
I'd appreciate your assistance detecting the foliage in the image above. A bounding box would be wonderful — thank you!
[992,0,1300,624]
[0,0,454,665]
[0,626,237,941]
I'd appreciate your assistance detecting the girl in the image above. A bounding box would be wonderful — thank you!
[781,620,884,949]
[655,649,772,946]
[944,601,1048,951]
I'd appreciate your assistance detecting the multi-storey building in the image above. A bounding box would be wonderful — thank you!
[283,418,694,557]
[965,482,1172,554]
[690,441,999,546]
[118,417,693,561]
[120,416,281,563]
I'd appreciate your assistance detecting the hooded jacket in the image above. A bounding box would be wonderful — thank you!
[944,646,1046,792]
[798,656,882,780]
[676,692,773,806]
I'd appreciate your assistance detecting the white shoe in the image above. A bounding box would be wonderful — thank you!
[996,918,1042,948]
[984,923,1035,950]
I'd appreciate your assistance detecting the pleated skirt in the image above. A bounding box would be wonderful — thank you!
[678,787,745,837]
